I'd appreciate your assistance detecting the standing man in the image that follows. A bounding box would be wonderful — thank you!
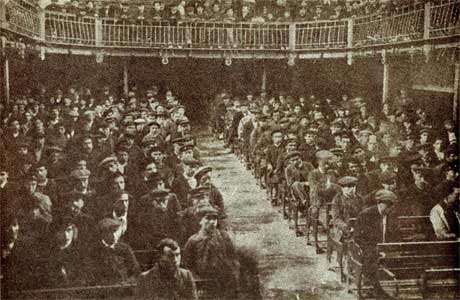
[354,190,399,300]
[137,238,198,300]
[183,205,240,299]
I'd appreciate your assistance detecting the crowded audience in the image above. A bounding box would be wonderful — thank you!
[44,0,429,23]
[0,84,240,299]
[215,87,459,299]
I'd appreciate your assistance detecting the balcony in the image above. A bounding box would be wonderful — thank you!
[0,0,459,60]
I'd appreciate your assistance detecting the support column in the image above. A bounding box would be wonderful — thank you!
[288,24,296,51]
[454,63,459,122]
[3,57,10,107]
[39,9,46,41]
[123,61,129,97]
[347,18,354,65]
[0,0,6,26]
[423,2,432,58]
[261,61,267,93]
[95,17,102,46]
[382,50,389,104]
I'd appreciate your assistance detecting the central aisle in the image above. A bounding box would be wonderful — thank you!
[198,137,355,300]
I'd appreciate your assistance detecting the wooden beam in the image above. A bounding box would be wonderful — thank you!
[382,50,389,104]
[261,61,267,93]
[3,57,9,107]
[454,63,459,122]
[412,84,454,93]
[123,60,129,97]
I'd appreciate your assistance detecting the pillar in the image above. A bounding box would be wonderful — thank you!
[261,61,267,93]
[95,17,102,47]
[423,2,432,58]
[288,24,296,51]
[347,18,354,65]
[454,63,459,122]
[0,0,6,26]
[3,57,10,106]
[39,9,46,41]
[123,61,129,97]
[382,50,389,104]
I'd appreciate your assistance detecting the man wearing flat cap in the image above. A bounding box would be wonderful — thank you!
[183,204,240,299]
[15,173,53,242]
[89,218,140,285]
[354,189,400,300]
[138,174,183,249]
[194,166,224,213]
[308,150,341,254]
[285,151,314,236]
[329,176,364,267]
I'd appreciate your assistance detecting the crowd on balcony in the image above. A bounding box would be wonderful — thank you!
[212,87,459,298]
[0,86,242,299]
[44,0,429,23]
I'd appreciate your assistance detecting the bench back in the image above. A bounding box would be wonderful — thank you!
[377,241,460,280]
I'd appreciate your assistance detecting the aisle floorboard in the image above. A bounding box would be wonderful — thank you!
[198,137,355,300]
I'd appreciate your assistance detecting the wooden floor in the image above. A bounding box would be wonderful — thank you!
[199,136,356,300]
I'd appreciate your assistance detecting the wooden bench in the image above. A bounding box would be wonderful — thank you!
[421,268,460,300]
[398,215,431,241]
[133,250,158,271]
[345,236,459,299]
[10,277,216,299]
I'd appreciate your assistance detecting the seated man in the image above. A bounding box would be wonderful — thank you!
[183,204,240,299]
[329,176,364,269]
[42,217,91,288]
[354,190,399,300]
[285,150,314,236]
[89,218,140,285]
[430,185,460,240]
[137,238,198,300]
[138,174,182,249]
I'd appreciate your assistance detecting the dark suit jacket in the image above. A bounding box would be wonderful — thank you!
[89,241,140,285]
[137,264,198,300]
[354,205,400,249]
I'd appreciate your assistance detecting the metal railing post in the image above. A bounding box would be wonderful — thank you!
[95,17,102,46]
[423,1,431,40]
[0,0,6,27]
[39,8,46,41]
[347,18,354,65]
[288,23,296,51]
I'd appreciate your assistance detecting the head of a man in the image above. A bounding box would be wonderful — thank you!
[376,190,398,216]
[199,208,219,235]
[99,218,123,246]
[158,238,181,275]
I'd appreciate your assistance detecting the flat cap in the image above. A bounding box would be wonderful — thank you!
[189,186,210,199]
[46,145,63,153]
[98,218,122,232]
[195,203,221,219]
[316,150,334,160]
[98,156,117,168]
[284,151,302,162]
[338,176,358,187]
[375,189,398,204]
[147,121,161,128]
[194,166,212,180]
[180,144,194,153]
[70,169,91,179]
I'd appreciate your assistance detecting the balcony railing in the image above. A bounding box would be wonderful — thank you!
[100,19,289,50]
[3,0,40,39]
[353,4,425,46]
[1,0,459,52]
[296,20,348,49]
